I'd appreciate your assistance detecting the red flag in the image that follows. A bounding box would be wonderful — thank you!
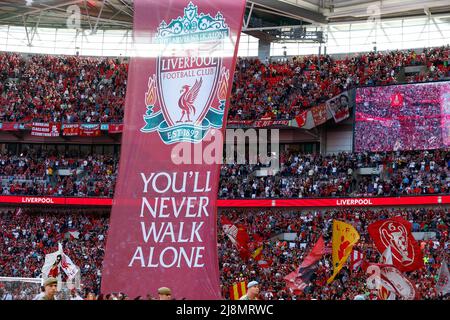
[221,216,249,259]
[236,225,250,259]
[257,258,272,269]
[350,249,364,272]
[284,235,325,293]
[295,111,307,127]
[108,124,124,134]
[368,217,424,272]
[390,92,403,107]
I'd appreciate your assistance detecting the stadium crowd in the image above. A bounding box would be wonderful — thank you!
[0,150,118,197]
[0,209,109,299]
[354,82,446,152]
[0,53,126,123]
[218,207,449,300]
[1,46,449,123]
[219,149,450,199]
[0,148,448,199]
[228,46,450,120]
[0,206,447,300]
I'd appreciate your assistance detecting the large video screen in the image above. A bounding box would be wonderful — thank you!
[354,81,450,152]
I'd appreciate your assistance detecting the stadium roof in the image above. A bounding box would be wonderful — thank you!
[0,0,449,30]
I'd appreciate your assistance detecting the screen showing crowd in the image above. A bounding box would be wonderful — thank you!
[354,81,450,152]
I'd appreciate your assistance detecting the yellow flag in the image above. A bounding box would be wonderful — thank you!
[251,245,263,260]
[327,220,360,284]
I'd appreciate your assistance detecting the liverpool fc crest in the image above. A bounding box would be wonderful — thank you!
[141,2,230,144]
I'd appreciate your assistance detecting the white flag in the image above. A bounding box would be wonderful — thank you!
[380,245,393,265]
[381,266,416,300]
[58,243,79,280]
[436,259,450,295]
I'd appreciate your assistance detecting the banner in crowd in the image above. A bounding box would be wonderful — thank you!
[363,260,417,300]
[62,124,80,136]
[221,216,250,259]
[101,0,246,299]
[326,92,350,123]
[108,124,124,133]
[327,220,360,283]
[31,123,61,137]
[0,122,20,131]
[42,243,79,282]
[226,119,290,128]
[381,266,417,300]
[349,249,364,272]
[368,217,424,272]
[229,282,247,300]
[294,111,307,127]
[284,235,325,292]
[80,124,101,137]
[311,103,328,127]
[377,246,396,300]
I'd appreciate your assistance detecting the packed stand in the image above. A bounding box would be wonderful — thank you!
[1,47,449,124]
[228,46,450,121]
[0,209,109,299]
[219,149,450,199]
[0,150,118,197]
[0,53,126,123]
[218,207,449,300]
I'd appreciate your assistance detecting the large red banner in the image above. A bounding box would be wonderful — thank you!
[101,0,246,299]
[368,217,424,272]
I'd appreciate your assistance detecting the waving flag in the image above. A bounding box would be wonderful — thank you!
[377,246,396,299]
[363,261,416,300]
[327,221,360,283]
[285,235,325,293]
[350,249,364,272]
[221,216,250,259]
[368,217,424,272]
[42,243,79,282]
[381,266,417,300]
[436,259,450,295]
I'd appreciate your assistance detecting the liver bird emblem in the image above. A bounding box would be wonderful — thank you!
[177,78,203,122]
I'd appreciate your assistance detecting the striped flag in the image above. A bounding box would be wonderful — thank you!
[229,281,247,300]
[350,249,364,272]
